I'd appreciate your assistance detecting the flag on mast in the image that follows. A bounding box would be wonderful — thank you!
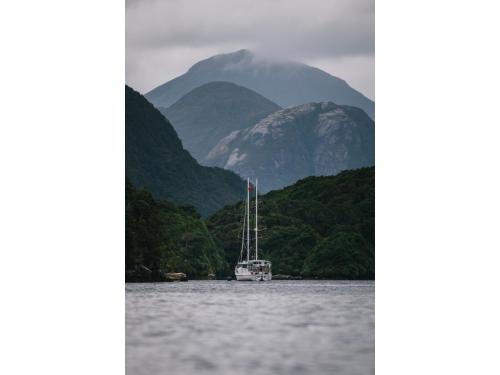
[248,181,254,192]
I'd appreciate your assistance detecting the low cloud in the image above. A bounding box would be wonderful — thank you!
[126,0,374,99]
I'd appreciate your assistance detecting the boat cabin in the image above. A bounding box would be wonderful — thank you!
[248,260,272,273]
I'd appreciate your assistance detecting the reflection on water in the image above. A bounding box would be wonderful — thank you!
[126,280,374,375]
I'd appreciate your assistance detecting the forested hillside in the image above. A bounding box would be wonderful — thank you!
[206,167,374,279]
[126,85,245,216]
[126,179,227,281]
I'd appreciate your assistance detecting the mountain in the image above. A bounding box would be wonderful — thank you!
[206,167,375,279]
[204,101,375,192]
[146,49,374,119]
[126,179,227,280]
[160,81,281,163]
[125,85,245,216]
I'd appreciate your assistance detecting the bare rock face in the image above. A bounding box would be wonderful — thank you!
[205,102,374,192]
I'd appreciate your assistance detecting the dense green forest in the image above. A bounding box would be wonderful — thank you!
[125,179,227,281]
[206,167,375,279]
[126,85,245,216]
[126,167,374,280]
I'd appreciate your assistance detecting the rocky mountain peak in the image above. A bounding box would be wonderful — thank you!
[205,101,374,192]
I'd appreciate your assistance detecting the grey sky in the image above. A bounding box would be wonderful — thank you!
[126,0,374,100]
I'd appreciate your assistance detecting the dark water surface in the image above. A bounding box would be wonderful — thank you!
[126,280,374,375]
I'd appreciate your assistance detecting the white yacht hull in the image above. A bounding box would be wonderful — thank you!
[235,274,254,281]
[235,271,272,281]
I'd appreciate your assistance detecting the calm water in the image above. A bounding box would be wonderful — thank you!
[126,280,374,375]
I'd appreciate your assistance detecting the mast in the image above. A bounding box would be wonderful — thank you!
[239,208,246,262]
[246,178,250,262]
[255,178,258,260]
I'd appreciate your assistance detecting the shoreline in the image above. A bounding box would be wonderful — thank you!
[125,278,376,283]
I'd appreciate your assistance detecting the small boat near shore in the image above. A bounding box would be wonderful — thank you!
[235,178,272,281]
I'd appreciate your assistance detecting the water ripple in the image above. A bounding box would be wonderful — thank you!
[126,280,374,375]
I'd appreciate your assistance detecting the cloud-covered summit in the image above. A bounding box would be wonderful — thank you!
[145,49,374,118]
[126,0,374,99]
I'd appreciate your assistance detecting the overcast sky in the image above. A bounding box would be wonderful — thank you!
[126,0,374,100]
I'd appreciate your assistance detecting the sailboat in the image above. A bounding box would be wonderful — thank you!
[234,178,272,281]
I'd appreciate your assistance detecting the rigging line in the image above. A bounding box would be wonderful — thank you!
[239,205,246,263]
[255,178,258,260]
[247,178,250,262]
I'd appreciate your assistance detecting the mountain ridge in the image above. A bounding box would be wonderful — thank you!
[205,101,375,192]
[146,49,374,118]
[125,85,246,216]
[160,81,281,163]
